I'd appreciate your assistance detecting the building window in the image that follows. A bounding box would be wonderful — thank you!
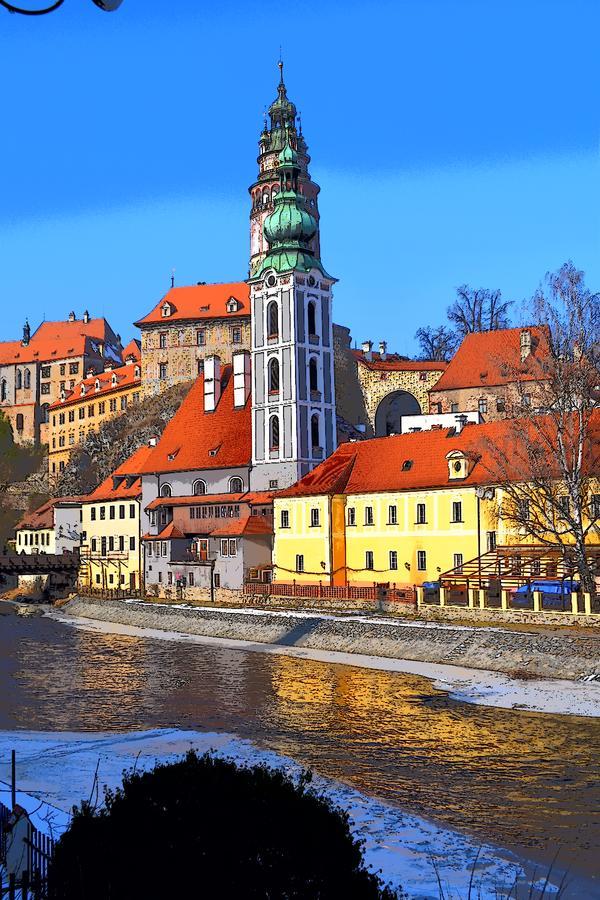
[158,571,163,583]
[389,550,398,570]
[232,326,242,344]
[518,499,530,520]
[451,501,463,523]
[229,539,237,556]
[167,572,173,586]
[161,542,167,557]
[108,536,115,552]
[591,495,600,520]
[214,573,221,588]
[130,504,136,518]
[229,477,243,493]
[24,369,31,389]
[416,503,427,524]
[364,506,374,526]
[95,574,101,585]
[100,506,106,520]
[41,383,50,395]
[307,300,317,337]
[119,505,125,519]
[0,380,6,401]
[91,538,97,552]
[311,414,320,449]
[269,414,280,450]
[16,414,24,432]
[522,394,532,407]
[496,398,506,413]
[309,357,318,393]
[68,410,75,423]
[267,300,279,338]
[16,370,22,390]
[268,357,280,394]
[130,536,136,551]
[59,364,66,376]
[79,407,85,420]
[192,480,207,496]
[450,403,459,413]
[59,413,66,425]
[454,553,463,573]
[310,508,320,527]
[417,550,427,571]
[347,507,356,526]
[188,572,194,586]
[478,398,488,414]
[88,404,95,417]
[109,399,117,412]
[160,483,172,498]
[109,506,115,520]
[280,509,290,528]
[159,363,168,381]
[121,396,128,411]
[365,550,374,570]
[41,365,51,378]
[197,329,206,346]
[91,508,96,521]
[558,495,570,518]
[296,554,304,573]
[69,363,79,375]
[221,539,229,556]
[388,505,397,525]
[159,332,167,349]
[99,401,106,414]
[119,536,125,552]
[486,531,497,552]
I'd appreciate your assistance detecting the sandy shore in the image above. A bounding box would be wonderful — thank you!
[50,599,600,717]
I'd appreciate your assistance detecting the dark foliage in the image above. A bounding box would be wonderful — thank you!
[0,411,45,551]
[48,752,399,899]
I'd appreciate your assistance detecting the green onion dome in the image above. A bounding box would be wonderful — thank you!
[264,194,317,247]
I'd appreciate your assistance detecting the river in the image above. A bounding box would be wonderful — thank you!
[1,609,599,896]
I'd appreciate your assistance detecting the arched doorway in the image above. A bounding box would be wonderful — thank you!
[374,391,421,436]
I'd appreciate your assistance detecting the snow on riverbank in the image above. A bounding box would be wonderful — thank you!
[50,610,600,717]
[0,728,554,899]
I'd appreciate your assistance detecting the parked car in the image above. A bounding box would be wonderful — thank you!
[510,579,580,610]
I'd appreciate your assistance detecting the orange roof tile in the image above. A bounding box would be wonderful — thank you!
[50,362,141,410]
[138,367,251,475]
[278,410,600,498]
[211,516,273,537]
[145,490,274,511]
[0,318,122,367]
[431,326,550,391]
[16,496,82,531]
[353,350,447,373]
[122,339,141,362]
[85,445,155,503]
[134,282,250,327]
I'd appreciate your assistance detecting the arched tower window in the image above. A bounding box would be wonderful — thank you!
[24,369,31,390]
[262,190,269,206]
[311,413,320,449]
[268,357,280,394]
[192,479,206,496]
[307,300,317,337]
[16,370,22,390]
[229,476,243,493]
[160,483,172,498]
[309,357,319,393]
[41,403,50,424]
[267,301,279,339]
[269,415,280,450]
[0,380,6,402]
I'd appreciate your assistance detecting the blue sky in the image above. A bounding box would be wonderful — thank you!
[1,0,598,355]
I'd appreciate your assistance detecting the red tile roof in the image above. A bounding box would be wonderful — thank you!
[0,318,121,367]
[211,516,273,537]
[134,282,250,327]
[122,339,142,362]
[353,350,447,373]
[50,362,141,410]
[431,326,550,391]
[16,496,82,531]
[145,490,275,512]
[85,445,155,503]
[138,367,252,475]
[278,410,600,498]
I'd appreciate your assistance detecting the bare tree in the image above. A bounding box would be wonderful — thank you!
[484,262,600,593]
[414,325,458,362]
[447,285,512,336]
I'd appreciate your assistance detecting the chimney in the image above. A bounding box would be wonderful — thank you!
[520,329,532,362]
[454,414,469,434]
[233,350,251,408]
[361,340,373,362]
[68,311,76,323]
[379,340,387,361]
[22,319,31,347]
[204,355,222,412]
[148,437,158,447]
[86,366,96,377]
[104,359,114,372]
[83,310,90,324]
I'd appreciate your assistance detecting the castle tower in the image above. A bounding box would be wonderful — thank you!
[249,72,337,492]
[248,61,321,279]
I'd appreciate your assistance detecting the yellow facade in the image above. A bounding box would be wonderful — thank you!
[274,488,505,586]
[15,527,54,554]
[79,496,142,592]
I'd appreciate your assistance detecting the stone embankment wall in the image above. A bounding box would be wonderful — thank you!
[64,597,600,681]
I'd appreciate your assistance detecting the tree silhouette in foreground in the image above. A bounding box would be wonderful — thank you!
[48,752,400,899]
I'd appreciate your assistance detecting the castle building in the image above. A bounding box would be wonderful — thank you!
[134,283,251,396]
[48,340,142,477]
[0,312,123,446]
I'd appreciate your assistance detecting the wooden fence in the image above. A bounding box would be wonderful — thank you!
[244,581,416,605]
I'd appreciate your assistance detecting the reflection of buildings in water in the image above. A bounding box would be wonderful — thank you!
[268,655,337,731]
[72,629,149,696]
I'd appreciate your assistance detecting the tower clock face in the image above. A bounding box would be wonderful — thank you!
[266,274,277,288]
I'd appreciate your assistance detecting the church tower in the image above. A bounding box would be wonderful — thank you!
[249,65,337,492]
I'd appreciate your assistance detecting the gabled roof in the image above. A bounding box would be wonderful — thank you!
[134,282,250,327]
[85,445,155,503]
[432,326,550,392]
[352,350,447,373]
[16,496,82,531]
[277,410,600,499]
[0,318,122,367]
[49,362,141,410]
[122,338,142,362]
[211,516,273,537]
[138,367,252,475]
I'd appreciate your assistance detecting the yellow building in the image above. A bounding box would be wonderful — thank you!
[78,445,153,594]
[273,418,600,587]
[48,340,141,478]
[14,497,82,556]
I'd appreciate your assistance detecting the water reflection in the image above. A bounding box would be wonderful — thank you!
[1,613,599,884]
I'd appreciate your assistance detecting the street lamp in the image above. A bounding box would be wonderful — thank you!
[1,0,122,13]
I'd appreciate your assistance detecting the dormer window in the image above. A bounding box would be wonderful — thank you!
[226,297,240,313]
[134,365,141,378]
[161,302,173,318]
[446,450,471,480]
[95,379,100,392]
[111,373,117,387]
[80,384,86,396]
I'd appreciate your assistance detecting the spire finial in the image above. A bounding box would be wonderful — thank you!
[171,268,175,289]
[278,49,284,84]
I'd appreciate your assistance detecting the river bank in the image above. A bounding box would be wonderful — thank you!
[53,597,600,717]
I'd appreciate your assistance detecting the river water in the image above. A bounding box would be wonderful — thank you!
[1,610,599,894]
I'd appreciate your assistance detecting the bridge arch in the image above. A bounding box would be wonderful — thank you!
[374,390,421,437]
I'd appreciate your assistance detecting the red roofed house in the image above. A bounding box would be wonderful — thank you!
[47,339,142,478]
[0,311,123,447]
[429,326,550,421]
[138,353,274,597]
[134,282,251,397]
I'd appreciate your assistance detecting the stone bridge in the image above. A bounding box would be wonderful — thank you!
[0,551,80,598]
